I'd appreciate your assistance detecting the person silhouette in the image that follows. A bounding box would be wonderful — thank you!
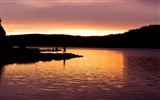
[55,47,58,51]
[63,46,66,54]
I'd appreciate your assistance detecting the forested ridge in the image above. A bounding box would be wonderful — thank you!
[6,25,160,48]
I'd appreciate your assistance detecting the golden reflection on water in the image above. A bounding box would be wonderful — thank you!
[1,48,159,100]
[76,48,124,89]
[0,48,125,100]
[2,48,125,91]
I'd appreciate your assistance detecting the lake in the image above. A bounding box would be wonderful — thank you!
[0,48,160,100]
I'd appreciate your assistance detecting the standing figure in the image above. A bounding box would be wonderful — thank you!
[55,47,58,52]
[63,46,66,54]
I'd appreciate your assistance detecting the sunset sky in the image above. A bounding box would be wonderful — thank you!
[0,0,159,36]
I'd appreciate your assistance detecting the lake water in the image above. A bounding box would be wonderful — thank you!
[0,48,160,100]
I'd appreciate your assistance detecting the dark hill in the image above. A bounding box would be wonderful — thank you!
[6,25,160,48]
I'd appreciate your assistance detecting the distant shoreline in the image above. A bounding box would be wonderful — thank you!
[5,25,160,49]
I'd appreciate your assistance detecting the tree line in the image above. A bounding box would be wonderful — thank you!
[6,25,160,48]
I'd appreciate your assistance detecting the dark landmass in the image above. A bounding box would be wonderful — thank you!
[6,25,160,48]
[0,48,83,65]
[0,18,83,65]
[0,24,159,65]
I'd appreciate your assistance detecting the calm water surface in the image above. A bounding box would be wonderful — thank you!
[0,48,160,100]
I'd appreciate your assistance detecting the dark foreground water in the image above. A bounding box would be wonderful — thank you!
[0,48,160,100]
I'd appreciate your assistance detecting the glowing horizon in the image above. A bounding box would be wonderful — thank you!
[3,22,126,36]
[5,29,125,36]
[0,0,159,36]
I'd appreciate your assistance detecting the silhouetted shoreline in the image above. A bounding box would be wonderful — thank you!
[0,24,160,65]
[0,48,83,65]
[0,17,83,65]
[6,25,160,48]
